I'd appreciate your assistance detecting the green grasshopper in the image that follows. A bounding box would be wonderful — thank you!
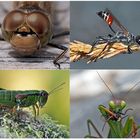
[85,72,140,138]
[0,82,65,118]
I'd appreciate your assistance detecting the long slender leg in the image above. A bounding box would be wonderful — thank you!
[93,41,115,62]
[32,105,37,119]
[35,104,40,116]
[109,25,116,34]
[48,42,68,69]
[93,42,110,62]
[86,119,103,138]
[123,108,133,115]
[52,31,70,39]
[102,115,113,131]
[121,115,129,120]
[88,37,109,54]
[127,45,133,54]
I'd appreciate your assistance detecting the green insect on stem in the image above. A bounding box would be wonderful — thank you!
[0,82,65,119]
[85,71,140,138]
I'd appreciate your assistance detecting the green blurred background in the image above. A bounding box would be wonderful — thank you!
[0,70,69,127]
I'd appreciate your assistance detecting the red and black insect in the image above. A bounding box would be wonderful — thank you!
[97,10,114,31]
[89,8,140,61]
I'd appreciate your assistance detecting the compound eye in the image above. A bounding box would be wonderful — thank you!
[27,12,50,35]
[109,100,116,109]
[136,35,140,45]
[3,10,24,31]
[120,100,126,110]
[41,93,45,96]
[41,91,46,96]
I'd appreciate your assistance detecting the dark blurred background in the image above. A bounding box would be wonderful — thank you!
[70,1,140,69]
[70,70,140,138]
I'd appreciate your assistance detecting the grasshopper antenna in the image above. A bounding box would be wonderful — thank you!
[48,82,65,95]
[122,80,140,100]
[96,71,116,100]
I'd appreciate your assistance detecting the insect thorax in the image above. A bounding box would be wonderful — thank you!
[111,32,135,45]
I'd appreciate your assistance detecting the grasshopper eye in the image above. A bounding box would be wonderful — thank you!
[109,100,116,109]
[3,10,24,31]
[27,12,50,35]
[41,92,46,96]
[39,91,48,107]
[136,35,140,45]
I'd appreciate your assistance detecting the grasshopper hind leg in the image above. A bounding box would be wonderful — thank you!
[35,104,40,116]
[32,104,40,120]
[32,105,37,120]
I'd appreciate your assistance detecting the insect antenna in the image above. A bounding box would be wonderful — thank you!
[48,82,65,95]
[96,71,116,100]
[122,80,140,100]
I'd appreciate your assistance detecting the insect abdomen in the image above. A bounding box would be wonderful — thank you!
[0,90,17,107]
[0,90,40,107]
[97,11,113,25]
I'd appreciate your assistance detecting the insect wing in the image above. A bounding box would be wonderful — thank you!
[97,9,129,35]
[97,10,113,26]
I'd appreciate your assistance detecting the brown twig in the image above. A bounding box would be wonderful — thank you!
[70,40,140,63]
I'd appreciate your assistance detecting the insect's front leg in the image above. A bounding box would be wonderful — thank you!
[49,31,69,68]
[99,105,120,120]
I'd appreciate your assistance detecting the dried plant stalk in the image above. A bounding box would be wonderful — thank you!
[70,40,140,63]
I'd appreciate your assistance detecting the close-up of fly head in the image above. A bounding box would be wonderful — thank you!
[1,1,53,56]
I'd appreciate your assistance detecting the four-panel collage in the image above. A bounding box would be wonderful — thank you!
[0,0,140,139]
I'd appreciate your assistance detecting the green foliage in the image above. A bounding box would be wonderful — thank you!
[0,109,69,138]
